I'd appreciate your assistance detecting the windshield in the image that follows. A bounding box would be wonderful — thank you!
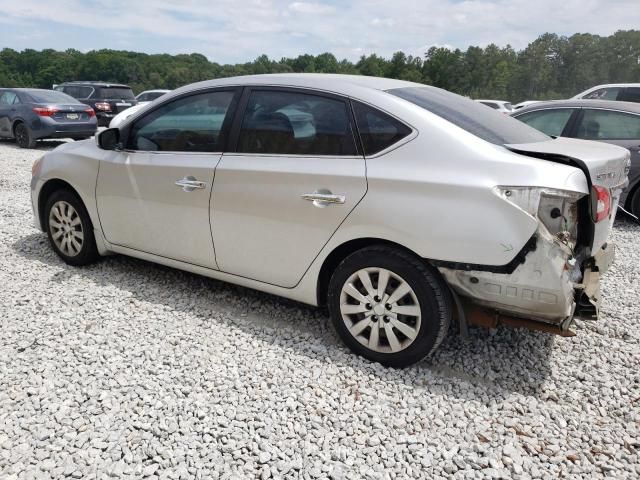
[388,87,549,145]
[99,87,135,99]
[27,90,79,104]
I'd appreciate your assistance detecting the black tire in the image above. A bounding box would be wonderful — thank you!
[327,246,452,368]
[630,186,640,219]
[44,189,99,266]
[14,122,36,148]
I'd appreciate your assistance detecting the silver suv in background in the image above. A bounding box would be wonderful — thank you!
[31,74,628,367]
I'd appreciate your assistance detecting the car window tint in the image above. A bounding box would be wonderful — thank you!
[583,87,621,100]
[575,109,640,140]
[129,90,235,152]
[99,87,135,99]
[28,90,78,103]
[389,87,549,145]
[353,101,411,155]
[237,90,357,156]
[0,92,17,106]
[137,93,149,102]
[515,109,574,137]
[618,87,640,103]
[76,86,93,98]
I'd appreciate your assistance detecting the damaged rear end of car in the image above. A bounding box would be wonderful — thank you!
[438,137,629,334]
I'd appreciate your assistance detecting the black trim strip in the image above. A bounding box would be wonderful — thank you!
[430,234,538,274]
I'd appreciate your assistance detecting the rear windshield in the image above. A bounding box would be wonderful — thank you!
[388,87,549,145]
[98,87,135,99]
[27,90,79,104]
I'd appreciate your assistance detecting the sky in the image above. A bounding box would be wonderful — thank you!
[0,0,638,63]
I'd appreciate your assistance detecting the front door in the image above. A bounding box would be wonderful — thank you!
[211,88,367,288]
[96,88,239,268]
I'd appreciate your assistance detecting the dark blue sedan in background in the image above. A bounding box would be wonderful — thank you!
[0,89,97,148]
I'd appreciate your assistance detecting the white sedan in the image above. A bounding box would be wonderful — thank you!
[31,74,628,366]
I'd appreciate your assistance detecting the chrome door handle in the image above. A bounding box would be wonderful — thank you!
[175,176,206,192]
[301,192,346,207]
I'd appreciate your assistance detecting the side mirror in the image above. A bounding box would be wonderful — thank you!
[96,128,122,151]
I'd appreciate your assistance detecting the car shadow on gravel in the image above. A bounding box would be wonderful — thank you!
[0,138,70,150]
[13,232,555,400]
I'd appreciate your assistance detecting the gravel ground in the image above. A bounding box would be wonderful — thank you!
[0,138,638,480]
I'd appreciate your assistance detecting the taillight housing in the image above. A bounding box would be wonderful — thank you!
[94,102,111,112]
[32,106,58,117]
[85,107,96,118]
[496,186,585,246]
[591,185,611,222]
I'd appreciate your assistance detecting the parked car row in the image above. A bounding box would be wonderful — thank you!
[0,82,171,148]
[31,74,629,367]
[512,100,640,217]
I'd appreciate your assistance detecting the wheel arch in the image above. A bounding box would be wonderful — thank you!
[316,237,438,307]
[37,178,85,230]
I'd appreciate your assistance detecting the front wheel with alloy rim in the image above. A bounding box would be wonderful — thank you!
[45,190,99,266]
[328,246,452,368]
[14,123,36,148]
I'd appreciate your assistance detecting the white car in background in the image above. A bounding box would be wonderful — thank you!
[513,100,540,110]
[475,99,513,113]
[109,90,171,128]
[572,83,640,103]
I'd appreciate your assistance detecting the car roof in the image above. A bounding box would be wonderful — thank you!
[475,99,509,103]
[581,83,640,89]
[59,81,132,88]
[170,73,421,98]
[513,99,640,114]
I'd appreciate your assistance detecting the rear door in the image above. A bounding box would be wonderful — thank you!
[96,88,240,268]
[211,88,367,288]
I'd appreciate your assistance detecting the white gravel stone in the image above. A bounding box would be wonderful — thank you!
[0,139,639,479]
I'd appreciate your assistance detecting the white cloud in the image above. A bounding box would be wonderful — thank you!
[0,0,637,63]
[289,2,335,14]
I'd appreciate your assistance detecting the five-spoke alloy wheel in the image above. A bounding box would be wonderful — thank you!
[328,246,452,368]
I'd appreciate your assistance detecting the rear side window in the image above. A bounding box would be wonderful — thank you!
[583,87,621,100]
[353,101,411,155]
[575,109,640,140]
[0,91,18,105]
[60,86,93,99]
[99,87,135,99]
[515,109,574,137]
[618,87,640,103]
[389,86,549,145]
[237,90,357,156]
[129,90,236,152]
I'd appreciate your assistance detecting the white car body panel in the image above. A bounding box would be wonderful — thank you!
[31,74,628,328]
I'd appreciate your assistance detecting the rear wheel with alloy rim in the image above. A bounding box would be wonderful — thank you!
[14,123,36,148]
[328,246,452,368]
[45,190,99,266]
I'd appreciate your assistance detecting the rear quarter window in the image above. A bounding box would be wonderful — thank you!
[389,87,549,145]
[353,101,412,155]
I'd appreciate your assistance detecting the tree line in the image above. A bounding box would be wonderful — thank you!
[1,30,638,102]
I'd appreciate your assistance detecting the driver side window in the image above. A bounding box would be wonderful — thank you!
[128,90,236,152]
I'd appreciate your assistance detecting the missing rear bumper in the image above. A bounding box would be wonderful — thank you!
[439,230,615,332]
